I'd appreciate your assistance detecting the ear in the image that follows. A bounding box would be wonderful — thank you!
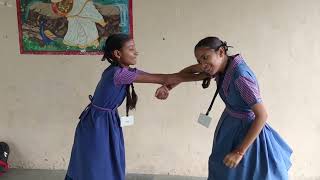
[112,50,121,59]
[218,47,225,58]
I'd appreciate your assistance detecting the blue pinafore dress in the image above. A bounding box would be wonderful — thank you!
[65,65,140,180]
[208,55,292,180]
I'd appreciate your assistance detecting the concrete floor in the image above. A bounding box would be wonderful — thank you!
[0,169,206,180]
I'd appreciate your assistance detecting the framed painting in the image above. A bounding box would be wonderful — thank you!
[16,0,132,55]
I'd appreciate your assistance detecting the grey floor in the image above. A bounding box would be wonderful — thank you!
[0,169,206,180]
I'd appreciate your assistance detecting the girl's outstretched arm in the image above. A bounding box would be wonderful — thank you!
[156,64,210,91]
[134,64,209,85]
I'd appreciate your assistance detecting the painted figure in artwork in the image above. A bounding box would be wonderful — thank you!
[51,0,107,48]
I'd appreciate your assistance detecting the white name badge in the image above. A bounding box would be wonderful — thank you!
[198,113,212,128]
[120,116,134,127]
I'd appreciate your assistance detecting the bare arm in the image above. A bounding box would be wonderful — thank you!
[152,63,208,100]
[165,63,209,90]
[223,103,267,168]
[134,71,209,85]
[179,64,205,73]
[236,103,268,154]
[134,73,174,85]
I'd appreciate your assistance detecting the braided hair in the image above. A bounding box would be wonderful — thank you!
[102,33,138,115]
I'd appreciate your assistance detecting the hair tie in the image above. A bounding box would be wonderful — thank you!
[222,41,233,51]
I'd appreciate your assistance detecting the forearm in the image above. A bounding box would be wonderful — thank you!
[179,72,209,82]
[236,114,267,154]
[134,73,171,84]
[179,64,203,74]
[166,83,178,90]
[165,72,209,90]
[165,68,195,90]
[134,64,207,87]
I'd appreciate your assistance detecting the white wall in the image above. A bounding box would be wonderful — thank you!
[1,0,319,179]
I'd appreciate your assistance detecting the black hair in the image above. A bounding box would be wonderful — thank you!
[102,33,138,115]
[194,37,231,89]
[101,33,131,65]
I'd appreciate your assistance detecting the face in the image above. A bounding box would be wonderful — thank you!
[115,39,138,67]
[194,47,224,75]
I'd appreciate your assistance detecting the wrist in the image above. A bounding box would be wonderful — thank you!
[235,150,245,156]
[164,85,171,90]
[234,148,246,156]
[166,84,175,90]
